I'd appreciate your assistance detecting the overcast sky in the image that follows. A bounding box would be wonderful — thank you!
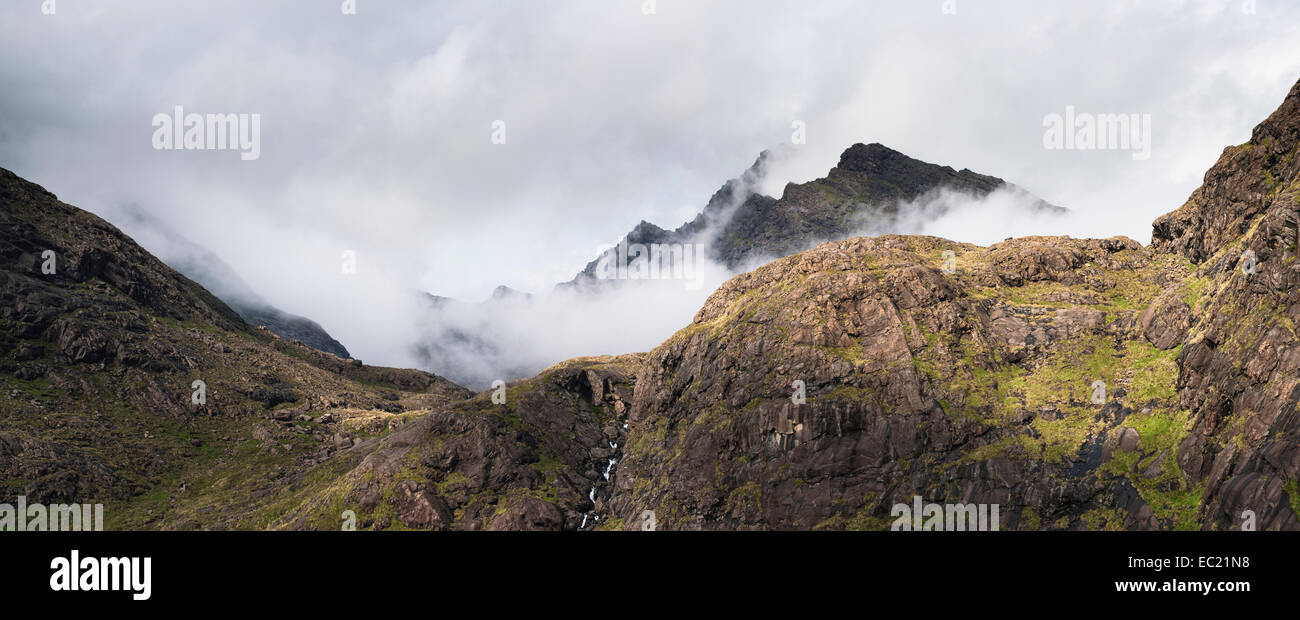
[3,0,1299,367]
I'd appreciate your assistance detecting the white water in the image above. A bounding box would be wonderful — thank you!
[579,440,620,530]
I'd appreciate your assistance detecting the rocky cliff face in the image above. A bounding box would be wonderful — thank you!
[1150,77,1300,530]
[605,234,1194,529]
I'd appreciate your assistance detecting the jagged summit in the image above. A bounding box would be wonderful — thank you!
[423,143,1068,388]
[835,141,897,167]
[561,142,1064,291]
[830,142,1004,197]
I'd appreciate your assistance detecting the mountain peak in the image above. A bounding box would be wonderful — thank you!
[835,142,904,171]
[490,284,531,302]
[561,142,1061,291]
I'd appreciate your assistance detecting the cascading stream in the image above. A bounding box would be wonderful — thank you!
[579,438,620,530]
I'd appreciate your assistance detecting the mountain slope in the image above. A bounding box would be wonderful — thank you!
[270,354,641,530]
[233,304,351,360]
[109,204,352,359]
[0,168,468,528]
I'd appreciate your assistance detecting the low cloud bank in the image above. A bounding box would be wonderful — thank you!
[414,263,734,391]
[851,185,1074,245]
[416,183,1076,391]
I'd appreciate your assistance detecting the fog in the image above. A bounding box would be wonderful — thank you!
[850,185,1078,246]
[415,272,735,390]
[2,1,1298,384]
[419,155,1078,389]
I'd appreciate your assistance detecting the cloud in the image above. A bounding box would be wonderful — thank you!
[415,268,735,390]
[851,186,1077,246]
[1,0,1297,377]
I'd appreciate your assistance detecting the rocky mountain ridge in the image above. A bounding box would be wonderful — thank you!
[416,143,1068,390]
[564,142,1065,291]
[4,77,1300,530]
